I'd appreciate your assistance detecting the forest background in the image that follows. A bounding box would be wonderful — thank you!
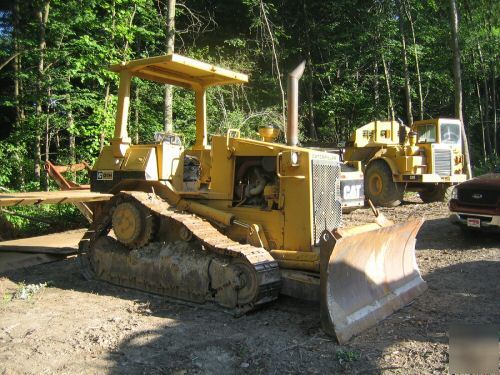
[0,0,498,234]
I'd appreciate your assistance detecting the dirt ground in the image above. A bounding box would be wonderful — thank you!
[0,197,499,374]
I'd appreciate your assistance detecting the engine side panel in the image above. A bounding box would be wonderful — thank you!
[205,135,341,252]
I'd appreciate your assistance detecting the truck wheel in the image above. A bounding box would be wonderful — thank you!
[364,160,404,207]
[418,184,453,203]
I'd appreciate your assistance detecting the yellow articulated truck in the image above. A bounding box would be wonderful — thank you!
[343,119,467,207]
[70,54,428,343]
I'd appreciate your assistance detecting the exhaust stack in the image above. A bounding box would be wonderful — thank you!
[287,61,306,147]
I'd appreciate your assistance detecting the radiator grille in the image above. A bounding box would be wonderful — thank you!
[311,159,342,245]
[433,148,453,176]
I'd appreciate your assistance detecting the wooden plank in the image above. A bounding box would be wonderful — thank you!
[0,229,85,255]
[0,252,66,273]
[0,190,112,207]
[0,230,86,273]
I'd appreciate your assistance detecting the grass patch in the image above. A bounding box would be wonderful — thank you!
[12,282,48,300]
[336,348,361,364]
[2,292,12,304]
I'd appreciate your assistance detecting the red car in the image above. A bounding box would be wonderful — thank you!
[449,166,500,232]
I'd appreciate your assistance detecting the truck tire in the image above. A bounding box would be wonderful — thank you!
[419,184,453,203]
[364,160,404,207]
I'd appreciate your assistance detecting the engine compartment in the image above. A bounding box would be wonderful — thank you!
[232,156,279,209]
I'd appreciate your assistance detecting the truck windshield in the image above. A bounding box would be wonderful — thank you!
[440,122,461,145]
[416,124,436,143]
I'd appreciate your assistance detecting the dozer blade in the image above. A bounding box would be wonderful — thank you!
[319,218,426,343]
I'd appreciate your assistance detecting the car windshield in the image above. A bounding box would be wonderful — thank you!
[416,124,436,143]
[440,122,461,145]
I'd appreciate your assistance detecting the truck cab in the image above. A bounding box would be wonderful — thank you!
[412,118,464,178]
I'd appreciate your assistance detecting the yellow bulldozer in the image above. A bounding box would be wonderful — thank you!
[71,54,427,343]
[343,119,467,207]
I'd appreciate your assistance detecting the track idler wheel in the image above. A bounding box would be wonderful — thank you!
[208,257,259,310]
[232,259,259,305]
[111,201,155,248]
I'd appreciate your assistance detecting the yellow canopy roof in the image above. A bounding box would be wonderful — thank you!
[109,53,248,89]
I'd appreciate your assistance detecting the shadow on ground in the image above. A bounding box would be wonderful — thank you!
[1,220,499,374]
[416,217,499,250]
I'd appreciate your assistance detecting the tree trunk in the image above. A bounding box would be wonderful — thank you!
[35,0,50,188]
[471,48,491,160]
[373,60,380,110]
[477,43,492,153]
[100,2,115,151]
[449,0,472,178]
[305,67,317,140]
[13,0,25,187]
[13,0,23,127]
[100,84,110,151]
[487,0,497,155]
[260,0,286,133]
[403,0,423,120]
[164,85,173,132]
[122,3,137,58]
[164,0,176,133]
[302,0,317,140]
[397,0,413,125]
[55,130,60,151]
[67,89,76,165]
[44,108,50,191]
[69,131,76,164]
[381,54,394,121]
[42,83,53,191]
[475,78,487,163]
[464,0,493,155]
[492,64,497,154]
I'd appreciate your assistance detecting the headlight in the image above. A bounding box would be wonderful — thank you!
[290,152,299,166]
[451,187,458,200]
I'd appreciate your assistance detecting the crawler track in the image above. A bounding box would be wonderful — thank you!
[79,191,281,312]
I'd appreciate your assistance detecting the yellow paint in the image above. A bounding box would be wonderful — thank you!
[258,127,280,142]
[112,203,140,242]
[111,70,132,158]
[123,147,154,170]
[345,117,467,186]
[194,89,207,150]
[155,141,183,181]
[109,53,248,88]
[93,53,345,272]
[93,145,157,176]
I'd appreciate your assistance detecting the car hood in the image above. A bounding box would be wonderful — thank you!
[457,173,500,190]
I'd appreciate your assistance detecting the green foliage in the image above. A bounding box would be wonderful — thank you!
[473,155,500,176]
[0,0,498,228]
[335,348,361,364]
[13,282,48,300]
[0,204,86,239]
